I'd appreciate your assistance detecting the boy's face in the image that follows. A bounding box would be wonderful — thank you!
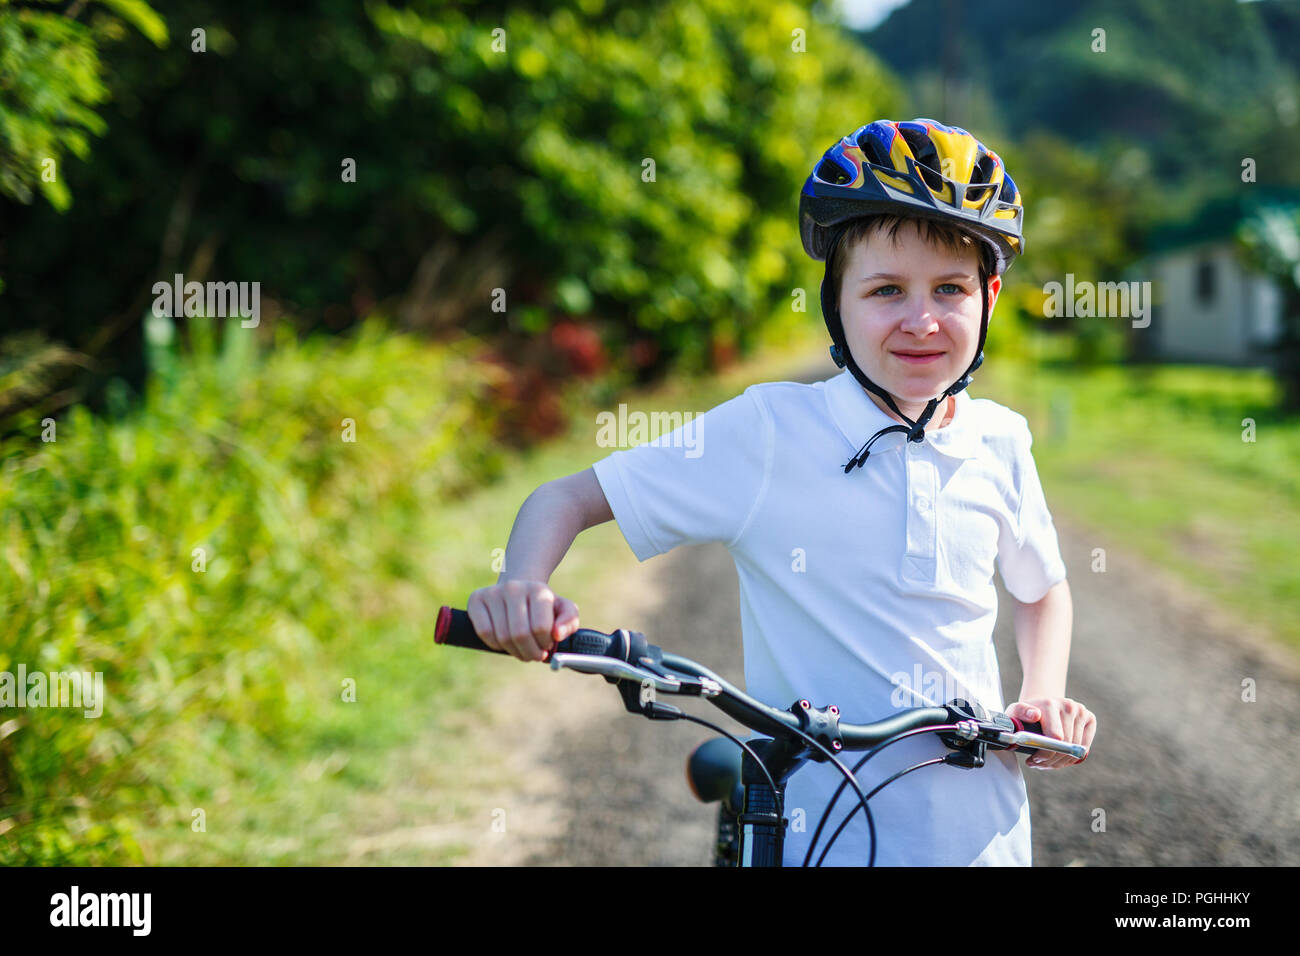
[837,221,1001,409]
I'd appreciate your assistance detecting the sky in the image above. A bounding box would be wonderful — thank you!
[832,0,912,31]
[833,0,1263,29]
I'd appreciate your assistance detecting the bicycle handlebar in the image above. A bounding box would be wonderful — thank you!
[434,606,1087,761]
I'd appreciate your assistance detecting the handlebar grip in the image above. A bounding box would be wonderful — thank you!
[435,606,505,654]
[434,606,622,661]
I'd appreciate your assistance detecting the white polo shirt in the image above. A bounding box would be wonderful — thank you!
[591,369,1068,866]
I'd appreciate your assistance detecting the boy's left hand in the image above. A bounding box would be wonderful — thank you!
[1004,697,1096,770]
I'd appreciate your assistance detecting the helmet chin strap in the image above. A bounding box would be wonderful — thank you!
[820,229,990,472]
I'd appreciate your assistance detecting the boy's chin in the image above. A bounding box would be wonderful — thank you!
[881,376,953,404]
[858,359,962,403]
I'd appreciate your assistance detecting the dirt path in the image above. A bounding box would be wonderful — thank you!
[1008,509,1300,866]
[451,364,1300,867]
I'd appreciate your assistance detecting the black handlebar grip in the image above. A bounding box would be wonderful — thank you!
[435,606,506,654]
[435,606,620,661]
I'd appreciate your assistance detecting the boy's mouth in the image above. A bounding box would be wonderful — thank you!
[891,350,945,365]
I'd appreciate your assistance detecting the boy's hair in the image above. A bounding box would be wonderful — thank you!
[827,215,990,306]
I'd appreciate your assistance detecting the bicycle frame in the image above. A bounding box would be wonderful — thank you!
[737,738,805,867]
[688,720,869,867]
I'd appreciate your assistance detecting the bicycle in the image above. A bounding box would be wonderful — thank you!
[435,605,1088,867]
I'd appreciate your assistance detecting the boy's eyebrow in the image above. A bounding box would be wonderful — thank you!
[856,271,976,284]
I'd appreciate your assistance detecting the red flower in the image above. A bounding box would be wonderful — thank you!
[550,320,607,376]
[629,339,659,369]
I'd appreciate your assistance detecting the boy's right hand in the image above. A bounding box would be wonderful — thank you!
[466,580,581,662]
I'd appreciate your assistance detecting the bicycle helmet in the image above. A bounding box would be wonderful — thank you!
[799,118,1025,472]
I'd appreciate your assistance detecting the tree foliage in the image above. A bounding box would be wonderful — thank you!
[1237,205,1300,408]
[0,0,165,209]
[1,0,897,399]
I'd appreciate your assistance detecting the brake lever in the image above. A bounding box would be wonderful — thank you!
[548,653,683,692]
[548,653,722,698]
[992,729,1088,760]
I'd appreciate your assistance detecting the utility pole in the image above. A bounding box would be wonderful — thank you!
[942,0,961,119]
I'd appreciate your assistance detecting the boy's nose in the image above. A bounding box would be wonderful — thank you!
[898,308,940,335]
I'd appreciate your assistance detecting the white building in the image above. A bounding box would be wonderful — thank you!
[1142,242,1283,365]
[1135,198,1295,366]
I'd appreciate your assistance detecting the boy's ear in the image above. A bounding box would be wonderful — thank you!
[987,274,1002,309]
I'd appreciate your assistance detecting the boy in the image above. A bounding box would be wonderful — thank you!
[466,119,1096,866]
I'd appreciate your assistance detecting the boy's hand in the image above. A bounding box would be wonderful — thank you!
[466,580,581,662]
[1004,697,1096,770]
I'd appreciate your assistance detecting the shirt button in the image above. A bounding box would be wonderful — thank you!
[916,495,931,512]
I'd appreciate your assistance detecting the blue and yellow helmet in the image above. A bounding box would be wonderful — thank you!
[799,118,1024,275]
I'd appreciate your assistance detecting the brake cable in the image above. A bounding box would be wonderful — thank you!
[669,700,877,865]
[816,757,947,866]
[653,658,878,862]
[801,724,960,868]
[676,713,783,819]
[738,718,876,867]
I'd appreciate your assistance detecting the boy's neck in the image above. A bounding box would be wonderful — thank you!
[861,388,955,431]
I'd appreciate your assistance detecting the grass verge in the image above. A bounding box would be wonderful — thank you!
[976,349,1299,654]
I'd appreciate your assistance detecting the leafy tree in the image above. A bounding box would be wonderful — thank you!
[0,0,166,418]
[1237,205,1300,409]
[2,0,898,414]
[0,0,164,212]
[863,0,1300,190]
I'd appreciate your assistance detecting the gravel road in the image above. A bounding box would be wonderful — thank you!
[482,364,1300,867]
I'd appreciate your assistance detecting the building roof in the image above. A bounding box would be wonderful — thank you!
[1145,187,1300,255]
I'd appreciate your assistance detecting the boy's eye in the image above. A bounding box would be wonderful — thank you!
[866,283,967,298]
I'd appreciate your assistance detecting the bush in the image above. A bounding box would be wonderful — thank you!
[0,319,502,863]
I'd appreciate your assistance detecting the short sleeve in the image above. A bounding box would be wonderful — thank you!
[590,388,772,562]
[996,421,1068,603]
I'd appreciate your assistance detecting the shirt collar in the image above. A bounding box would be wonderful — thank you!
[823,369,983,461]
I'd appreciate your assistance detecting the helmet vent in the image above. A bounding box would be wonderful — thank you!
[999,172,1019,203]
[853,127,892,167]
[898,126,944,191]
[915,162,943,192]
[816,156,852,186]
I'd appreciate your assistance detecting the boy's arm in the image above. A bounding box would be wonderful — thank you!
[1012,577,1073,701]
[496,467,612,584]
[467,468,611,661]
[1006,578,1095,769]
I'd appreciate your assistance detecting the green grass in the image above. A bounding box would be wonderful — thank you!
[976,348,1300,652]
